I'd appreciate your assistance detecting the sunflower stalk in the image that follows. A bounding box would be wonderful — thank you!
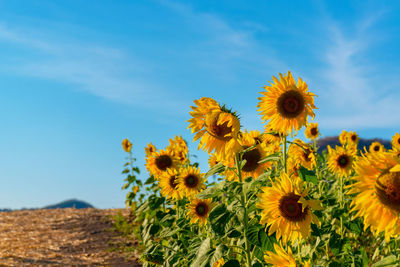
[236,152,253,267]
[283,135,288,173]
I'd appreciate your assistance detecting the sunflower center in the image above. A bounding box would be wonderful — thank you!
[351,135,357,141]
[375,171,400,212]
[337,155,350,168]
[310,127,318,136]
[195,203,209,217]
[242,148,261,172]
[303,149,312,162]
[277,90,305,118]
[279,194,308,222]
[169,175,178,189]
[397,138,400,145]
[209,120,233,141]
[155,155,172,171]
[184,174,199,188]
[374,145,380,152]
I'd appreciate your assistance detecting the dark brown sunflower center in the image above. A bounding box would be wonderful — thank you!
[209,120,232,141]
[277,90,305,118]
[184,174,199,188]
[242,148,261,172]
[337,155,350,168]
[303,149,312,162]
[195,203,209,217]
[169,175,178,189]
[351,135,357,141]
[374,145,380,151]
[155,155,172,171]
[310,127,318,136]
[375,172,400,212]
[279,194,308,222]
[397,138,400,145]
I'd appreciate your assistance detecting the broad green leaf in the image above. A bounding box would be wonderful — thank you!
[371,255,398,267]
[190,238,211,267]
[205,162,226,178]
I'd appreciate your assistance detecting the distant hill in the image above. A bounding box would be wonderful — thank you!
[317,136,391,153]
[1,199,94,212]
[43,199,94,209]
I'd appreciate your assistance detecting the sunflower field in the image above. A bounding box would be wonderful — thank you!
[121,71,400,267]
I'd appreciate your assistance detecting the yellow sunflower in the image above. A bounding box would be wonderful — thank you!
[288,139,316,170]
[305,122,320,140]
[146,148,177,179]
[224,130,271,181]
[257,71,317,136]
[264,243,296,267]
[167,136,189,165]
[347,131,359,148]
[369,141,385,153]
[257,172,322,243]
[145,142,156,157]
[188,98,241,159]
[213,258,225,267]
[339,130,348,146]
[348,152,400,241]
[159,168,182,200]
[327,145,356,178]
[392,133,400,151]
[186,198,214,225]
[122,138,132,152]
[177,166,206,198]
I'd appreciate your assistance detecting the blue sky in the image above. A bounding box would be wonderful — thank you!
[1,0,399,209]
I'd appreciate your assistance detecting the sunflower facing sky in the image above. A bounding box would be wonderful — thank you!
[264,243,296,267]
[257,71,317,136]
[304,122,320,140]
[257,172,322,243]
[177,166,206,198]
[392,133,400,151]
[348,152,400,241]
[186,198,214,225]
[146,148,177,179]
[224,130,272,181]
[327,145,356,178]
[159,168,181,200]
[188,97,241,159]
[122,138,132,153]
[369,141,386,153]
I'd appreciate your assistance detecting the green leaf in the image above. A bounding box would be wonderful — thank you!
[298,165,318,184]
[258,152,281,164]
[190,238,211,267]
[371,255,398,267]
[209,204,232,236]
[144,176,155,185]
[227,229,241,238]
[196,181,225,199]
[222,259,241,267]
[252,263,263,267]
[205,162,226,178]
[360,247,368,267]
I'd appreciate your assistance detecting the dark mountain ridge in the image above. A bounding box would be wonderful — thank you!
[0,199,94,212]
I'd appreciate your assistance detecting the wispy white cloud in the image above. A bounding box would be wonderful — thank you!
[317,12,400,129]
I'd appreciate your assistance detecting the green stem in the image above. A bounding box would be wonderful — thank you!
[236,153,252,267]
[282,135,287,173]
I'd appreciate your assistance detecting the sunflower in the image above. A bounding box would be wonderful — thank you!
[212,258,225,267]
[392,133,400,151]
[145,143,156,157]
[257,71,317,136]
[327,145,356,178]
[177,166,206,198]
[347,131,359,148]
[264,243,296,267]
[122,138,132,152]
[146,149,177,179]
[339,130,348,146]
[288,139,316,170]
[224,130,271,181]
[159,168,181,200]
[186,198,214,225]
[188,98,241,159]
[369,141,385,153]
[257,172,322,243]
[348,152,400,241]
[304,122,320,140]
[168,136,189,165]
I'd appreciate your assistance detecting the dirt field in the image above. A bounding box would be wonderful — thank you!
[0,208,140,266]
